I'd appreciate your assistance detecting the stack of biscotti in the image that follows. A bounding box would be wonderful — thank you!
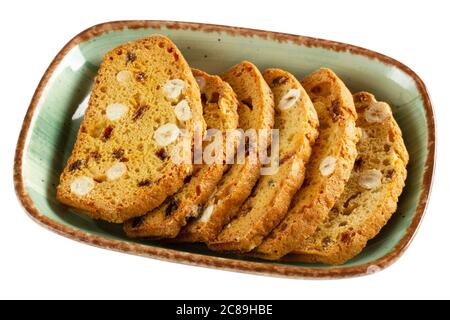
[123,69,239,238]
[208,68,319,252]
[57,35,408,265]
[176,61,275,243]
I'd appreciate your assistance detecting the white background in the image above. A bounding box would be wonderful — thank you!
[0,0,448,300]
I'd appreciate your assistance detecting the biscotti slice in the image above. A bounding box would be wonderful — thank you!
[287,92,408,265]
[123,69,239,238]
[208,69,319,252]
[56,35,204,223]
[176,61,275,243]
[253,68,359,260]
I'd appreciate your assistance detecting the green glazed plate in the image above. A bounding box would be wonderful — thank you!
[14,21,435,278]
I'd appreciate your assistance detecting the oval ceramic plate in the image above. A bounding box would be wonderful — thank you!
[14,21,435,278]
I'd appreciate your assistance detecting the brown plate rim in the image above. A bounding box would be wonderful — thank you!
[13,20,436,279]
